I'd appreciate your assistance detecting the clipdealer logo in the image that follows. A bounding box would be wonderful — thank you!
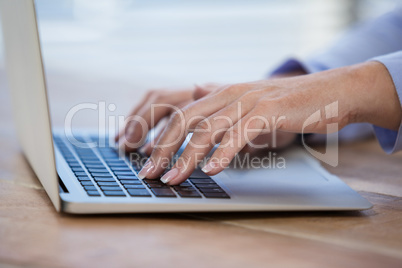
[301,101,339,167]
[63,100,339,168]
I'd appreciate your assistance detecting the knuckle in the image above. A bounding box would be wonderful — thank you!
[239,90,260,102]
[167,108,188,132]
[224,85,238,94]
[179,152,192,164]
[244,117,261,130]
[170,110,184,124]
[230,127,242,141]
[153,95,165,103]
[147,89,158,97]
[215,147,231,163]
[220,128,240,148]
[152,145,167,157]
[195,120,211,132]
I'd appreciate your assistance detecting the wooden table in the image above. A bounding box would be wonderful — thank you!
[1,70,401,268]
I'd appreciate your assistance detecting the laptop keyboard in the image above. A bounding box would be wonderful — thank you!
[53,136,230,199]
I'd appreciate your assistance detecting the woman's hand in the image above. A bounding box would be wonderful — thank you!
[117,83,297,154]
[137,61,401,185]
[116,84,221,152]
[115,88,192,151]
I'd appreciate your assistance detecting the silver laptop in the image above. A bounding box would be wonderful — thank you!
[0,0,371,214]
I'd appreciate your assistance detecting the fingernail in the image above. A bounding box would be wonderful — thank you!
[160,168,179,184]
[137,160,154,179]
[201,162,215,174]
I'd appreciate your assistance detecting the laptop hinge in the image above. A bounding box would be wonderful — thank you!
[58,178,69,193]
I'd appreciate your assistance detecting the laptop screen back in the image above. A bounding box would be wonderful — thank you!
[0,0,60,211]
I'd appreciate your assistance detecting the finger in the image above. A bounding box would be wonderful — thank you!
[118,102,171,151]
[137,89,235,180]
[115,91,154,141]
[119,90,193,151]
[116,89,193,142]
[139,99,192,155]
[160,98,255,185]
[202,110,267,176]
[139,119,168,156]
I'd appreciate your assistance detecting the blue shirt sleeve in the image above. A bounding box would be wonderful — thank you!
[370,51,402,154]
[270,7,402,153]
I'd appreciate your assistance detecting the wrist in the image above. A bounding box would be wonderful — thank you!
[353,61,401,130]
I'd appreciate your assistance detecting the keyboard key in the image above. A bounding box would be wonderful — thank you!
[174,187,197,193]
[177,191,202,198]
[105,158,126,162]
[190,169,210,178]
[123,184,146,189]
[106,161,127,166]
[100,186,123,191]
[68,163,81,167]
[87,190,101,196]
[84,186,97,191]
[198,188,225,193]
[97,181,119,186]
[143,179,164,185]
[88,168,109,173]
[77,176,91,181]
[80,157,99,161]
[74,172,88,176]
[126,189,151,197]
[151,188,176,197]
[189,178,215,184]
[71,167,85,172]
[85,164,105,168]
[178,181,192,187]
[94,177,116,182]
[117,175,138,180]
[103,191,126,197]
[91,172,113,177]
[194,183,219,188]
[81,181,94,186]
[82,160,102,165]
[203,192,230,199]
[100,150,118,155]
[147,183,167,188]
[110,167,132,171]
[106,160,127,165]
[113,171,135,176]
[120,180,142,185]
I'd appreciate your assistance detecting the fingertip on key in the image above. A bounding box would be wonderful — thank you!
[137,160,155,180]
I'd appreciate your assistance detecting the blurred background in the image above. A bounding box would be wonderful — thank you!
[0,0,401,127]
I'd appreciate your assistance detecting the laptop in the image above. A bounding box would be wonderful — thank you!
[0,0,372,214]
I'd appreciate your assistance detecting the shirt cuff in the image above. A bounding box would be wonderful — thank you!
[270,58,326,76]
[370,51,402,154]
